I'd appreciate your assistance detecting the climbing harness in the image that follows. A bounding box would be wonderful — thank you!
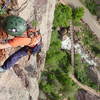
[26,29,42,61]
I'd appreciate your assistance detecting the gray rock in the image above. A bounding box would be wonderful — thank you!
[0,0,56,100]
[77,90,100,100]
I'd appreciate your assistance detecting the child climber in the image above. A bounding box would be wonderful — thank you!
[0,15,42,72]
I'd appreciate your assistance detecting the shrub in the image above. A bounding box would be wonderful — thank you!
[53,4,84,28]
[74,54,98,90]
[53,4,72,27]
[32,20,38,27]
[85,0,97,15]
[0,6,6,15]
[72,7,84,22]
[39,29,78,100]
[76,23,100,57]
[39,3,86,100]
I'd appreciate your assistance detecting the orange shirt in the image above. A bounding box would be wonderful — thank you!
[8,37,31,47]
[8,34,41,47]
[0,28,41,47]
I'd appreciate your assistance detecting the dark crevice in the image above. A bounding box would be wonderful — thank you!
[13,64,30,89]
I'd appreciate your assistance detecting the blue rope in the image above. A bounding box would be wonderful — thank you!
[2,0,11,9]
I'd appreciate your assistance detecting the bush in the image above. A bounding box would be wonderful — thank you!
[32,20,38,27]
[72,7,84,22]
[53,4,84,28]
[53,4,72,27]
[76,23,100,57]
[39,29,78,100]
[39,3,86,100]
[0,6,6,15]
[74,54,98,90]
[85,0,97,15]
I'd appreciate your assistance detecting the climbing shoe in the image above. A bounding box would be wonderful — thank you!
[0,67,6,73]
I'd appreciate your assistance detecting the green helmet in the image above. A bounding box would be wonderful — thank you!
[3,16,27,36]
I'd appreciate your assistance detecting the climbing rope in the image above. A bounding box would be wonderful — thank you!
[2,0,11,9]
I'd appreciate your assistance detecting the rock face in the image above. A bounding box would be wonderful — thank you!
[61,36,97,66]
[0,0,56,100]
[77,90,100,100]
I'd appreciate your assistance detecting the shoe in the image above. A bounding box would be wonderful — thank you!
[0,67,6,73]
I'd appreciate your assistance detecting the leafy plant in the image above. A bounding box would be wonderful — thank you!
[72,7,84,22]
[85,0,97,15]
[39,29,78,100]
[76,23,100,57]
[39,3,88,100]
[53,4,72,27]
[74,54,98,90]
[32,20,38,27]
[0,6,6,15]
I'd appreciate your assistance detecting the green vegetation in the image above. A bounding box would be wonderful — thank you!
[0,3,11,16]
[72,7,84,22]
[81,0,100,16]
[0,6,6,15]
[75,54,99,90]
[53,4,72,27]
[53,4,84,27]
[39,4,83,100]
[39,3,99,100]
[39,29,78,100]
[76,22,100,57]
[32,20,38,27]
[85,0,97,15]
[74,20,100,90]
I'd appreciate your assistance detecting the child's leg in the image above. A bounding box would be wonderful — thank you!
[31,44,42,54]
[1,44,41,70]
[1,46,28,70]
